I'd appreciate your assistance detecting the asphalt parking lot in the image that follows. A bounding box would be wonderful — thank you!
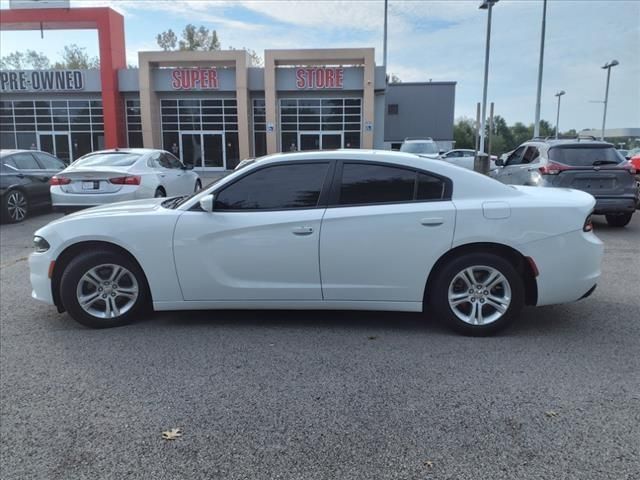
[1,211,639,480]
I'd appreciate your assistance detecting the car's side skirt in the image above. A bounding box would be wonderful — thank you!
[153,300,423,313]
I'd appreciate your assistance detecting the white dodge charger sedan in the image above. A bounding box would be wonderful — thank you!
[30,150,603,335]
[50,148,201,211]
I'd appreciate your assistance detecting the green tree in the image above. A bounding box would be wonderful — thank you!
[389,73,402,84]
[53,44,99,69]
[156,25,221,51]
[0,50,50,69]
[228,46,263,67]
[453,117,476,150]
[156,29,178,51]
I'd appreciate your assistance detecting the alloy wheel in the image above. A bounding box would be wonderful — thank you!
[447,265,512,325]
[76,264,139,319]
[7,191,27,222]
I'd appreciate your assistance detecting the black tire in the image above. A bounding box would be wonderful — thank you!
[154,187,166,198]
[195,180,202,192]
[428,252,525,336]
[59,250,150,328]
[605,213,633,227]
[2,189,29,223]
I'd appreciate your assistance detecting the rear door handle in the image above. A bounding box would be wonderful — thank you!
[421,217,444,226]
[291,226,314,236]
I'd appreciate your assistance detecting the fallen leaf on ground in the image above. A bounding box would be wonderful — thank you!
[162,428,183,440]
[545,411,559,418]
[368,336,378,340]
[424,460,434,468]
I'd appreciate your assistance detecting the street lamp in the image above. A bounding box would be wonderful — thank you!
[478,0,499,154]
[601,59,619,140]
[554,90,565,139]
[533,0,548,138]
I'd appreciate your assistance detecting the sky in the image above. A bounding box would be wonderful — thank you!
[1,0,639,131]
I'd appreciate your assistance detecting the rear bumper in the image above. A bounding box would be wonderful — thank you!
[518,229,603,307]
[51,187,139,209]
[593,196,637,214]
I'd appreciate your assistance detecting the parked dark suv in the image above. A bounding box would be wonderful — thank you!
[492,138,638,227]
[1,149,66,223]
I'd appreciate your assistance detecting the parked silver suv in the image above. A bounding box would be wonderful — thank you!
[491,137,638,227]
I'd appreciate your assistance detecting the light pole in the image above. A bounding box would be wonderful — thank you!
[601,59,619,140]
[383,0,388,75]
[533,0,547,138]
[554,90,565,139]
[479,0,499,154]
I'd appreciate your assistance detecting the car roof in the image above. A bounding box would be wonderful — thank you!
[523,138,613,148]
[85,148,161,155]
[0,149,50,158]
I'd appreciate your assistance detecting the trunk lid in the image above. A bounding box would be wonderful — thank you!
[547,166,634,197]
[56,166,136,194]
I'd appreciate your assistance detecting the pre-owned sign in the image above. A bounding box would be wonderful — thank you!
[0,70,85,92]
[295,67,344,89]
[171,68,219,90]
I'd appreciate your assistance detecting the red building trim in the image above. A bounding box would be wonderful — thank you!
[0,7,126,148]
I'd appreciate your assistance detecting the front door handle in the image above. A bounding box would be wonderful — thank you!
[292,226,314,236]
[421,217,444,226]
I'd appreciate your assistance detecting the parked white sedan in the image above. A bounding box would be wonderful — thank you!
[50,148,201,211]
[441,149,498,171]
[30,150,603,335]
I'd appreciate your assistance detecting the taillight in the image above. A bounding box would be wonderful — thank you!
[49,175,71,185]
[109,175,141,185]
[539,161,569,175]
[583,214,593,232]
[620,161,637,175]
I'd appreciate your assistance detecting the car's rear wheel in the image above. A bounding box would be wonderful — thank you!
[60,250,150,328]
[605,212,633,227]
[430,253,524,336]
[195,180,202,192]
[2,189,28,223]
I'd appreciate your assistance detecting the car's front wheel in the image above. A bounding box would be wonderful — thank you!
[2,189,29,223]
[605,212,633,227]
[430,253,525,336]
[60,250,150,328]
[194,180,202,192]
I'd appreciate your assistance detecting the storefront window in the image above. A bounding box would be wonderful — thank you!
[278,98,361,151]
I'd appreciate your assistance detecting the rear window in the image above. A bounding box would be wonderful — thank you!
[548,146,624,167]
[400,142,438,154]
[73,153,142,168]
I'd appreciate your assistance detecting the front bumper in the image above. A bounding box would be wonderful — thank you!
[29,251,55,305]
[593,196,637,214]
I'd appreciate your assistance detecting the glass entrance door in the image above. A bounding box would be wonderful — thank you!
[180,131,225,170]
[38,132,71,163]
[298,132,343,151]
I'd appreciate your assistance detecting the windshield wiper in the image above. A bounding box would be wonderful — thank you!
[592,160,619,166]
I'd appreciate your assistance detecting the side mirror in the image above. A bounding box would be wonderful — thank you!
[182,164,194,170]
[495,158,504,167]
[439,150,446,155]
[199,194,215,212]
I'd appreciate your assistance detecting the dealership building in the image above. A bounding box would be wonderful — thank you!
[0,6,456,171]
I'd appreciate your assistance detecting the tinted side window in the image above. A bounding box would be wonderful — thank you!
[216,163,329,210]
[165,153,183,169]
[339,163,415,205]
[506,146,526,166]
[34,152,65,170]
[417,173,445,200]
[11,153,41,170]
[522,147,540,164]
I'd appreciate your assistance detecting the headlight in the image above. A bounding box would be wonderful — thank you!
[33,236,50,253]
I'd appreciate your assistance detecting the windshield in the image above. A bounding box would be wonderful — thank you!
[548,146,624,167]
[400,142,439,154]
[72,153,142,168]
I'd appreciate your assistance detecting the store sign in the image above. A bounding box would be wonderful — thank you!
[295,67,344,89]
[0,70,85,92]
[171,68,219,90]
